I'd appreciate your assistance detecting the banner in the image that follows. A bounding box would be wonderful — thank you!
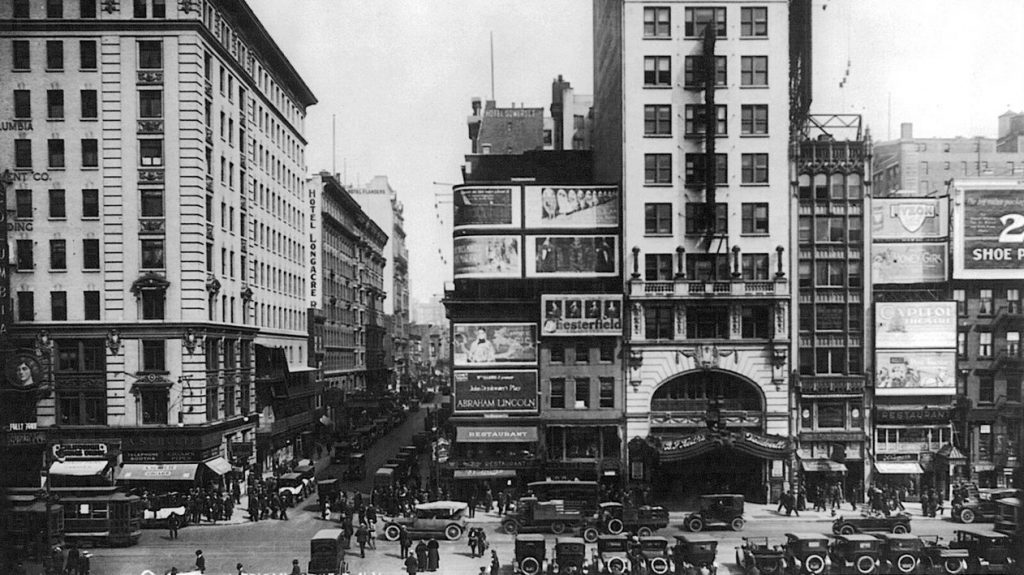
[452,236,521,279]
[541,294,623,336]
[871,243,947,284]
[875,302,957,349]
[875,351,956,396]
[525,186,619,228]
[453,371,539,414]
[452,323,537,366]
[953,185,1024,279]
[871,198,948,240]
[526,235,618,277]
[453,187,518,229]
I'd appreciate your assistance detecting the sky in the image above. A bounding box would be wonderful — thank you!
[245,0,1024,305]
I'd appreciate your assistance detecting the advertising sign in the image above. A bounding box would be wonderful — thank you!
[453,371,539,414]
[453,186,519,229]
[525,186,619,228]
[875,302,957,349]
[5,351,44,392]
[526,235,618,277]
[452,236,521,279]
[875,350,956,396]
[871,198,948,240]
[954,184,1024,279]
[871,243,947,284]
[541,294,623,336]
[307,182,321,308]
[453,323,538,366]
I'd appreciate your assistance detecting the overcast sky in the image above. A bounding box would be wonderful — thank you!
[246,0,1024,304]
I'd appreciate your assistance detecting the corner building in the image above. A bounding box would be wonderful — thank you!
[593,0,812,503]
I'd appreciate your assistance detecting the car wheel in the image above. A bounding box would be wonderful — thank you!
[892,523,909,534]
[839,524,856,535]
[502,519,520,535]
[943,558,966,575]
[383,524,401,541]
[637,526,654,537]
[896,553,916,573]
[650,556,669,574]
[609,557,626,574]
[805,554,825,575]
[521,556,541,575]
[686,517,704,532]
[583,527,599,543]
[856,555,875,574]
[761,558,781,574]
[959,509,976,523]
[444,524,463,541]
[550,521,567,535]
[606,518,624,534]
[730,517,745,531]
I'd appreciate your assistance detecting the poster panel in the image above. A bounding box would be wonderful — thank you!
[541,294,623,336]
[453,370,539,414]
[453,186,519,229]
[524,185,619,228]
[954,186,1024,279]
[875,302,957,349]
[871,243,947,284]
[871,198,948,240]
[452,236,521,279]
[875,350,956,396]
[526,235,618,277]
[452,323,538,366]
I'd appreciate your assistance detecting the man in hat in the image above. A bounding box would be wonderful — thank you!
[194,550,206,574]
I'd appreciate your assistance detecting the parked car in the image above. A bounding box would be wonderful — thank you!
[952,488,1018,524]
[553,536,588,574]
[783,533,830,575]
[875,533,925,574]
[829,534,882,575]
[590,501,670,537]
[994,496,1022,535]
[919,535,969,575]
[502,497,585,535]
[673,534,719,574]
[638,536,673,575]
[513,534,547,575]
[833,512,912,535]
[382,501,468,541]
[342,453,366,481]
[735,537,785,575]
[948,529,1014,574]
[684,494,746,532]
[594,534,631,574]
[308,528,347,575]
[317,478,341,508]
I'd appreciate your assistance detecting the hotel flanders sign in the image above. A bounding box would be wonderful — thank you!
[453,370,539,414]
[954,183,1024,279]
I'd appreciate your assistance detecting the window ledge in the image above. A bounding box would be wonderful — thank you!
[82,269,101,273]
[642,36,673,41]
[684,35,728,41]
[82,217,100,221]
[49,269,69,273]
[45,68,66,73]
[644,183,674,187]
[643,134,673,139]
[81,118,99,122]
[740,183,770,187]
[740,233,770,237]
[740,134,771,138]
[645,233,674,238]
[643,85,673,90]
[740,36,769,40]
[740,85,770,89]
[48,167,66,171]
[48,217,67,221]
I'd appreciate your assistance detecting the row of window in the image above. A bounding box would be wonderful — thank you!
[644,202,768,235]
[974,375,1022,405]
[549,377,616,409]
[14,188,99,219]
[798,304,864,333]
[797,215,864,244]
[11,39,162,71]
[12,0,166,19]
[644,304,772,340]
[645,153,769,185]
[13,139,98,169]
[953,288,1021,316]
[546,340,617,364]
[645,104,769,137]
[644,55,768,88]
[799,400,863,431]
[645,252,773,282]
[798,260,864,289]
[14,239,102,271]
[643,6,768,39]
[13,89,100,120]
[798,347,865,376]
[796,173,866,201]
[958,331,1021,359]
[17,290,101,321]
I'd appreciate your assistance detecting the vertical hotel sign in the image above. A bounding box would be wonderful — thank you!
[307,181,321,308]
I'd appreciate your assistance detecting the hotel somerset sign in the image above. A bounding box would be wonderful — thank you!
[453,370,539,414]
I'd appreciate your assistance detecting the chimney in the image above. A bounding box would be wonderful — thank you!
[471,98,482,116]
[900,122,913,140]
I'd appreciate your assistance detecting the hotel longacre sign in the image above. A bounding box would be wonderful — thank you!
[541,294,623,336]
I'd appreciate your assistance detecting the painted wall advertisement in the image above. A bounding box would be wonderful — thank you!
[452,236,521,279]
[452,323,537,366]
[526,235,618,277]
[525,186,619,228]
[871,243,947,284]
[875,350,956,395]
[954,185,1024,279]
[541,294,623,336]
[871,198,948,240]
[875,302,956,349]
[453,370,539,414]
[453,186,519,229]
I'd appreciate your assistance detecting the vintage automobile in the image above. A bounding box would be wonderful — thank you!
[374,467,396,489]
[332,440,355,463]
[994,496,1022,535]
[553,536,588,574]
[875,533,925,575]
[952,487,1018,524]
[502,497,585,535]
[342,453,366,481]
[919,535,969,575]
[381,501,468,541]
[833,511,912,535]
[948,529,1014,574]
[140,492,189,528]
[684,494,746,532]
[317,478,341,508]
[589,501,671,537]
[594,534,632,574]
[783,533,831,575]
[513,534,547,575]
[829,534,882,575]
[308,528,347,575]
[735,537,786,575]
[673,534,719,574]
[277,472,307,506]
[638,536,673,575]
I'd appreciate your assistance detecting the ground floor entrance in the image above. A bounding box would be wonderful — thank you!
[652,449,767,506]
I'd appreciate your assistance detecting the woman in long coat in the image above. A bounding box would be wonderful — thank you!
[426,538,440,571]
[415,540,429,572]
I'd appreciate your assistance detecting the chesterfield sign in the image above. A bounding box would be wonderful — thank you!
[541,294,623,336]
[453,370,539,414]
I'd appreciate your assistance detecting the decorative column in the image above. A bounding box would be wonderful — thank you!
[731,245,742,278]
[775,246,786,278]
[675,246,686,279]
[631,246,641,279]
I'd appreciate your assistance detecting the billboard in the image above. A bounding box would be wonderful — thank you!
[875,350,956,396]
[453,186,519,229]
[452,236,521,279]
[541,294,623,336]
[453,370,539,414]
[875,302,957,349]
[453,323,538,366]
[871,198,948,240]
[953,184,1024,279]
[525,186,619,228]
[871,243,947,284]
[526,235,618,277]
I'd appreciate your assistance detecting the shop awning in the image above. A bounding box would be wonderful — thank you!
[456,426,538,443]
[118,463,199,482]
[453,469,516,479]
[205,457,232,476]
[874,462,923,475]
[801,459,848,473]
[936,443,967,462]
[49,460,109,477]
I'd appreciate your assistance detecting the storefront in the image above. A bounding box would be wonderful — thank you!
[444,425,540,499]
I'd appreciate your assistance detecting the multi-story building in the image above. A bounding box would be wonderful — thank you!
[593,0,812,503]
[550,74,594,151]
[0,0,315,484]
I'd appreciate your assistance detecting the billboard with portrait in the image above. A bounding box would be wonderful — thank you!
[453,370,539,414]
[541,294,623,336]
[453,186,519,229]
[871,243,947,284]
[453,323,538,367]
[452,236,521,279]
[5,351,44,392]
[875,302,956,349]
[871,198,948,240]
[526,235,618,277]
[953,183,1024,279]
[875,350,956,396]
[525,186,619,228]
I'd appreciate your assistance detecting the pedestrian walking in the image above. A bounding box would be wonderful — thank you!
[427,538,440,572]
[490,550,500,575]
[405,553,419,575]
[66,543,80,575]
[195,550,206,574]
[356,523,369,558]
[368,520,377,549]
[290,559,302,575]
[467,492,477,518]
[279,497,289,521]
[168,513,180,539]
[399,525,412,559]
[468,527,479,557]
[415,540,429,572]
[322,500,331,521]
[235,562,244,575]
